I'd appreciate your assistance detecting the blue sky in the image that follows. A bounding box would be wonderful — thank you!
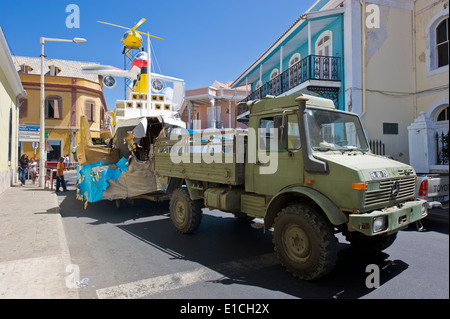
[1,0,316,109]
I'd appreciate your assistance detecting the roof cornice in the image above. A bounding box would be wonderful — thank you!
[0,27,27,98]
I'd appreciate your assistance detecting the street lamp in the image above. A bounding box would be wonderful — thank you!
[39,37,87,187]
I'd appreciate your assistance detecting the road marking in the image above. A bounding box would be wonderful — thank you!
[96,267,219,299]
[96,252,279,299]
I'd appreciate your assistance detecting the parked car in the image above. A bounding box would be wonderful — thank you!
[416,174,449,209]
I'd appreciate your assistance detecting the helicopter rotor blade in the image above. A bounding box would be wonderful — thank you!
[131,18,146,31]
[98,21,130,30]
[134,30,164,40]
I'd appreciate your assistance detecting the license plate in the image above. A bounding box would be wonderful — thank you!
[432,196,447,202]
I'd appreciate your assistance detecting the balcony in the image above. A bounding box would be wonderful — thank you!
[242,55,341,102]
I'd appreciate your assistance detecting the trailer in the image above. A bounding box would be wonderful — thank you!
[75,115,175,208]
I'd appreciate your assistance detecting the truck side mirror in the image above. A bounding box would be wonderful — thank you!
[296,97,328,174]
[276,116,286,150]
[278,110,297,152]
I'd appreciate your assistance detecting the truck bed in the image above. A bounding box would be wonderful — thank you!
[153,130,245,185]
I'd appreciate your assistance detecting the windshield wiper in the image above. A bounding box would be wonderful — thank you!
[341,149,358,153]
[314,147,332,152]
[339,146,368,154]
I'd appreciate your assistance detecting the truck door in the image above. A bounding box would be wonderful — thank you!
[251,114,303,196]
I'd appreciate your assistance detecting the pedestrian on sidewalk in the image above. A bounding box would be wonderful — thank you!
[18,154,30,186]
[55,156,67,193]
[30,158,38,184]
[64,154,70,169]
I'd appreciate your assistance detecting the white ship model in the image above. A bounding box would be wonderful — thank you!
[82,18,186,132]
[82,51,186,132]
[75,19,187,206]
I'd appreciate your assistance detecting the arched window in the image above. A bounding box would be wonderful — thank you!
[255,80,262,90]
[427,13,449,75]
[270,69,279,80]
[433,104,449,143]
[437,105,449,122]
[315,31,333,79]
[289,53,301,67]
[315,31,332,56]
[436,18,449,68]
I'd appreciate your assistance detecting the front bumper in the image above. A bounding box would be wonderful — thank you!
[348,199,427,236]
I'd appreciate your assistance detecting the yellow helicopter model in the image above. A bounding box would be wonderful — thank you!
[98,18,163,54]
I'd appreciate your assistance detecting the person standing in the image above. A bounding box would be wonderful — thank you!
[18,154,30,186]
[64,154,70,169]
[55,156,67,193]
[29,158,38,184]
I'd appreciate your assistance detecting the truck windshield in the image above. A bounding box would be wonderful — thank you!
[307,109,369,152]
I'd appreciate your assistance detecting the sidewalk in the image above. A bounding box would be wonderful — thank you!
[0,179,78,299]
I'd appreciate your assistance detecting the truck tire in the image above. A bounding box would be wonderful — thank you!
[343,231,398,253]
[273,204,338,280]
[169,188,203,234]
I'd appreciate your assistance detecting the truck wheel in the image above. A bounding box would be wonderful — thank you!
[169,188,203,234]
[344,231,398,253]
[273,204,338,280]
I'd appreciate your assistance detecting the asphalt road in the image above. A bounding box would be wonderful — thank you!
[58,171,449,301]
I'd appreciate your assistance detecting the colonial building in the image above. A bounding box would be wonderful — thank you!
[0,28,27,193]
[13,56,108,165]
[179,81,249,129]
[231,0,449,166]
[231,0,345,111]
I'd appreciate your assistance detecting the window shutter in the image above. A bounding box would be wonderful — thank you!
[85,101,95,121]
[54,98,60,119]
[85,102,90,121]
[91,103,95,122]
[19,99,28,118]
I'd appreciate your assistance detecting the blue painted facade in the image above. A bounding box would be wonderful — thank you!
[232,1,345,110]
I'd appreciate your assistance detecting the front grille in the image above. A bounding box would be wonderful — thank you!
[364,176,416,206]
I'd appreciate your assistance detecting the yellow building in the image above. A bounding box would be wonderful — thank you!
[13,56,108,166]
[0,28,26,193]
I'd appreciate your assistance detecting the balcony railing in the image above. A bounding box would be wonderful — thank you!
[243,55,341,102]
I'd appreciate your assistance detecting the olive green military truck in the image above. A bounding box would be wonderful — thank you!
[153,93,427,280]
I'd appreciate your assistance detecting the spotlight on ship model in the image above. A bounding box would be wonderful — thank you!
[103,75,116,88]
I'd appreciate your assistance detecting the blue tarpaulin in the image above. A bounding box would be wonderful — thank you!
[77,157,129,203]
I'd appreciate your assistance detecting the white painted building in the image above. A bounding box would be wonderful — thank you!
[408,0,448,174]
[0,27,27,193]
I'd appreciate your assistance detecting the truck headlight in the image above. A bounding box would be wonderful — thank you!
[373,216,387,233]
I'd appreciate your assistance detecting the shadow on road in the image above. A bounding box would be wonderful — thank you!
[58,170,170,225]
[57,171,422,299]
[114,209,409,299]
